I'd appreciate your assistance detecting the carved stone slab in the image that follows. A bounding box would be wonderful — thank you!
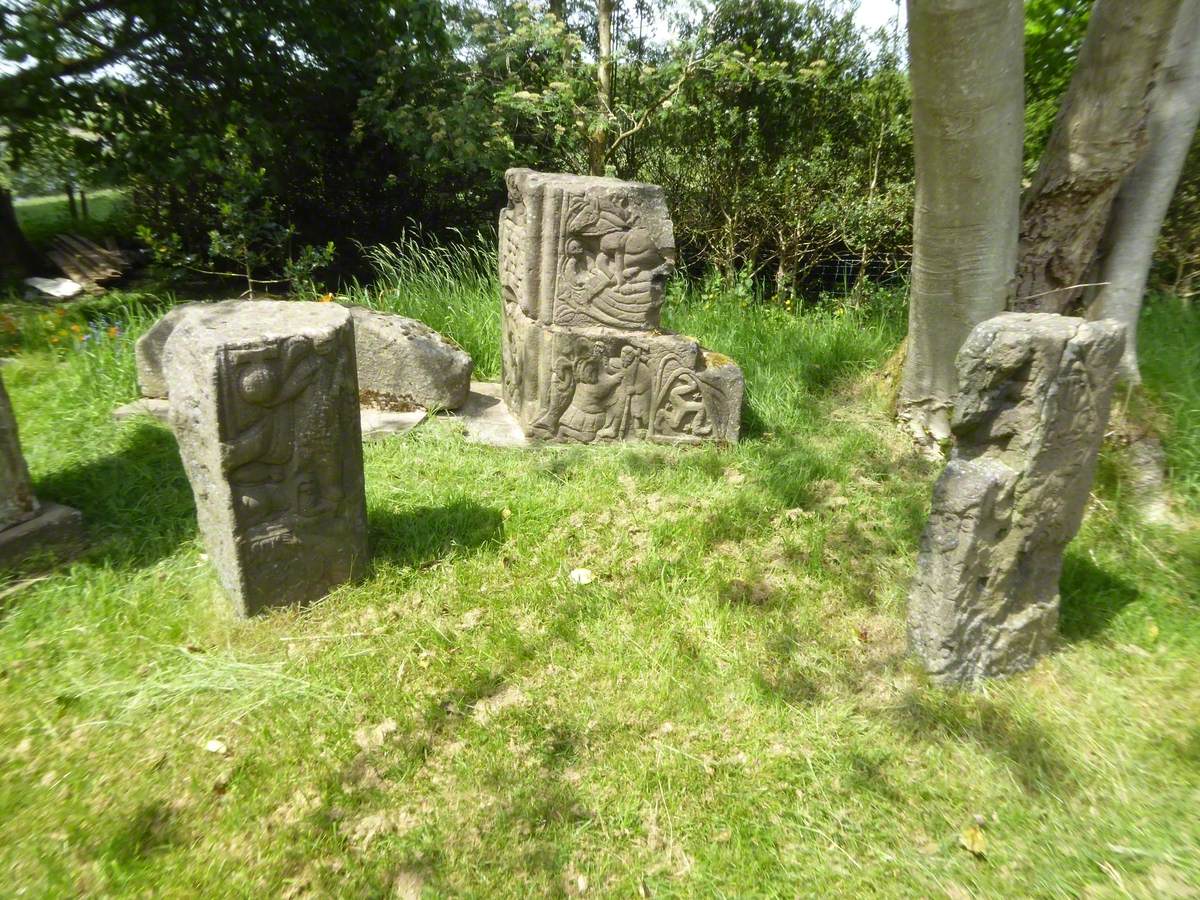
[499,168,743,444]
[908,313,1125,685]
[0,376,84,567]
[139,302,473,412]
[164,301,368,616]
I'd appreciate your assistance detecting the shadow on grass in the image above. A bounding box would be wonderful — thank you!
[93,800,183,873]
[368,501,504,569]
[1058,550,1140,643]
[34,422,195,569]
[889,691,1076,796]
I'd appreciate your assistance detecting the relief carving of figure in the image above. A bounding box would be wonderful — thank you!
[221,337,338,528]
[529,339,603,439]
[557,195,671,328]
[602,345,652,439]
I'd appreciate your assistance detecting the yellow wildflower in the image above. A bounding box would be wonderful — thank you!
[107,326,119,338]
[318,293,333,303]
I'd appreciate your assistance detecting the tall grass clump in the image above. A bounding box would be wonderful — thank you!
[1139,295,1200,506]
[350,230,501,378]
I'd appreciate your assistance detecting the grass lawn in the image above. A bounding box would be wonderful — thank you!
[0,248,1197,896]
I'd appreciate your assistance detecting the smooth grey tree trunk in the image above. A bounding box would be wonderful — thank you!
[590,0,615,176]
[1089,0,1200,383]
[1014,0,1182,313]
[897,0,1024,447]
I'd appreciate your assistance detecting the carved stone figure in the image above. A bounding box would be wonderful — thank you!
[908,313,1125,685]
[137,302,473,412]
[0,375,84,567]
[499,168,743,444]
[164,301,368,615]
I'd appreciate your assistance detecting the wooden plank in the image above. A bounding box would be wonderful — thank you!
[45,249,102,293]
[53,235,122,278]
[101,236,131,266]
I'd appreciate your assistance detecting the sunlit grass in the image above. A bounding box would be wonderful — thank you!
[0,246,1196,896]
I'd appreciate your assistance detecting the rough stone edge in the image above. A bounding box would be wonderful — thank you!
[0,502,85,569]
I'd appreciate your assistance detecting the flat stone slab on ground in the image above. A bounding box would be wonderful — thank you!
[360,407,427,442]
[452,382,528,448]
[113,398,171,422]
[0,502,85,569]
[115,397,427,442]
[164,300,369,616]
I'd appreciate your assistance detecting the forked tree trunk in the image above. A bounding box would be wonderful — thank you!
[65,182,78,221]
[1014,0,1182,313]
[589,0,614,176]
[1089,0,1200,383]
[897,0,1024,447]
[0,187,40,278]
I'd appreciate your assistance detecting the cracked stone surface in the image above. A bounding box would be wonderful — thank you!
[908,313,1125,685]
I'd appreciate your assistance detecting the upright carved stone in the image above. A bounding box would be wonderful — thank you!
[0,378,37,531]
[499,168,743,444]
[908,313,1125,684]
[165,302,368,615]
[0,376,84,567]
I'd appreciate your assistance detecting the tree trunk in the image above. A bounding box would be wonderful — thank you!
[1014,0,1182,313]
[897,0,1024,447]
[1088,0,1200,383]
[66,181,78,221]
[590,0,614,176]
[0,187,41,279]
[80,188,90,220]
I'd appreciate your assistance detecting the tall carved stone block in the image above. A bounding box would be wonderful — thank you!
[908,313,1125,685]
[165,302,368,616]
[0,376,84,567]
[499,168,743,444]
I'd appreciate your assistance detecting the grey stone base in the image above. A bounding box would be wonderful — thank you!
[360,408,427,442]
[452,383,528,448]
[113,398,170,422]
[0,502,85,568]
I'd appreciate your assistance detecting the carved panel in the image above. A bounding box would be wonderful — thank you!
[498,169,742,446]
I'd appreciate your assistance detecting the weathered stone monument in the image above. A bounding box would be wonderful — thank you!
[164,301,369,616]
[0,376,83,567]
[908,313,1125,684]
[499,168,743,444]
